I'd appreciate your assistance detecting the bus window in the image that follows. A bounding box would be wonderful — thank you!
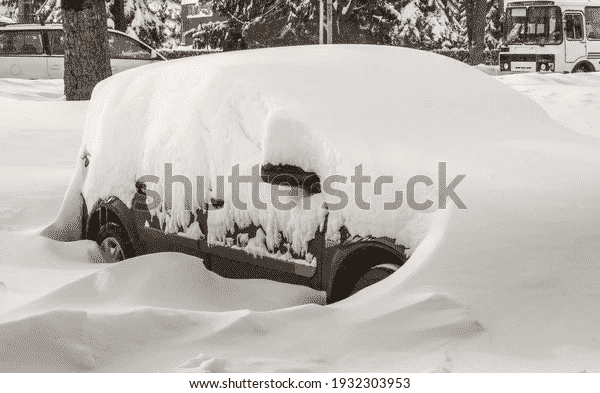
[506,7,527,43]
[505,6,562,45]
[527,6,562,44]
[585,7,600,39]
[565,14,584,40]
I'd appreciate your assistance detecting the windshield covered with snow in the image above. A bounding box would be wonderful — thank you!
[505,6,562,45]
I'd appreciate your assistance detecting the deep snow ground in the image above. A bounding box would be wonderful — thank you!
[2,64,600,372]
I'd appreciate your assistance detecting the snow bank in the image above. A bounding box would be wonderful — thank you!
[0,252,326,372]
[0,79,65,101]
[0,230,105,314]
[0,79,88,238]
[1,250,483,372]
[497,72,600,140]
[76,45,596,258]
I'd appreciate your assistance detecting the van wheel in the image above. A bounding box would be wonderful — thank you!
[349,263,401,296]
[97,222,130,262]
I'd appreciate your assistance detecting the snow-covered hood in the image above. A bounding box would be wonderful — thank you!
[79,45,600,256]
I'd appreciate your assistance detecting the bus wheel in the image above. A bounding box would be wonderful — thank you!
[573,63,593,73]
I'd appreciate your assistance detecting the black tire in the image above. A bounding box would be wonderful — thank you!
[573,63,593,73]
[96,222,132,263]
[349,263,401,296]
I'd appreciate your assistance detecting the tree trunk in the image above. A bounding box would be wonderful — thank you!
[113,0,126,32]
[471,0,487,65]
[331,0,356,43]
[466,0,474,44]
[62,0,112,101]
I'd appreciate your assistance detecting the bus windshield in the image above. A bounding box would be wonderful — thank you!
[505,6,562,44]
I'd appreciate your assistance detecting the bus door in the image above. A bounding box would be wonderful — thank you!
[564,12,587,63]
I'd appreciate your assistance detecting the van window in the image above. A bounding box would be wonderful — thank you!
[0,31,45,55]
[48,30,64,55]
[586,7,600,39]
[108,33,151,60]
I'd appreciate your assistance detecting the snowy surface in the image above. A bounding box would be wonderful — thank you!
[2,47,600,372]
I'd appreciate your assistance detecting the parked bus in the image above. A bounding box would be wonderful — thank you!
[500,0,600,73]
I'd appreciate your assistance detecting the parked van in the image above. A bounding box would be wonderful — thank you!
[0,24,166,79]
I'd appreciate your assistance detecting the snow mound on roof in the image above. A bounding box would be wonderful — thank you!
[77,45,591,256]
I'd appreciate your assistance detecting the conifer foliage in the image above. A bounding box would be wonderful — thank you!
[0,0,505,51]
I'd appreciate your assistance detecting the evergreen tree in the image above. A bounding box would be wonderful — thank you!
[0,0,504,55]
[485,0,502,48]
[377,0,465,49]
[113,0,182,48]
[0,0,18,20]
[34,0,62,22]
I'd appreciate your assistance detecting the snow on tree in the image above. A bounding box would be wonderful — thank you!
[185,0,308,50]
[107,0,182,48]
[11,0,183,48]
[0,0,18,20]
[444,0,467,48]
[374,0,465,50]
[485,0,502,48]
[35,0,62,22]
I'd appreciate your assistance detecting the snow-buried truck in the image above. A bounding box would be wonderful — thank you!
[54,45,520,304]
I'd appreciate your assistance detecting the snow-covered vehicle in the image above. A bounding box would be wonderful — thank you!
[500,0,600,73]
[0,23,166,79]
[58,44,576,304]
[74,45,425,304]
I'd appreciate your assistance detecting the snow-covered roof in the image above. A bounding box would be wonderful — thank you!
[79,44,600,256]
